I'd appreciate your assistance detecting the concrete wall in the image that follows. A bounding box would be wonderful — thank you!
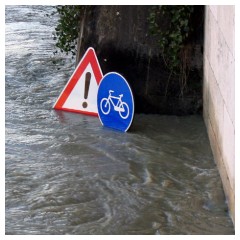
[77,6,204,114]
[203,6,235,224]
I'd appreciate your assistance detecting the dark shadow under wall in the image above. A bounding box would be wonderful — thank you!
[77,5,204,115]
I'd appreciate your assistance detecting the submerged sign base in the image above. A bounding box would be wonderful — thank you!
[97,72,134,132]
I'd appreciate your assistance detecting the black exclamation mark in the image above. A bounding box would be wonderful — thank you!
[82,72,91,108]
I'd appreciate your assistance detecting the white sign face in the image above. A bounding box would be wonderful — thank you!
[53,47,103,116]
[62,64,99,114]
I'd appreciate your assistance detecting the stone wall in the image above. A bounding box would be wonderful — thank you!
[77,6,204,115]
[203,6,235,224]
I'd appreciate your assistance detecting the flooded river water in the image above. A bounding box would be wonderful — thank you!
[5,5,234,234]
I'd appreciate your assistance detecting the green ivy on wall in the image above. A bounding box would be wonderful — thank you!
[148,5,194,74]
[53,5,194,71]
[53,5,86,56]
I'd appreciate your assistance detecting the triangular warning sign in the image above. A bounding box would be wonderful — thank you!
[53,47,103,116]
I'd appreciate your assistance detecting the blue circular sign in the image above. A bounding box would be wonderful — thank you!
[97,72,134,132]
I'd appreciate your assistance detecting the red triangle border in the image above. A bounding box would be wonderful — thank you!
[53,47,103,116]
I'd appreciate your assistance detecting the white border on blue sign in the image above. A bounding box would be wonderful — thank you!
[97,72,135,132]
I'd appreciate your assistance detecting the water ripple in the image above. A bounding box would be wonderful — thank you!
[5,5,234,235]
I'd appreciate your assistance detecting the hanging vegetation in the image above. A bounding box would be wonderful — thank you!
[52,5,87,56]
[148,5,194,74]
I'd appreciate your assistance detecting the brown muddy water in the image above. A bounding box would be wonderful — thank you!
[5,5,234,234]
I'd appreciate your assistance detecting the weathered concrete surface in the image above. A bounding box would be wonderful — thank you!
[77,6,204,115]
[203,5,235,225]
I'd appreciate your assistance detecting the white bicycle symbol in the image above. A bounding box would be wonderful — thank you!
[100,90,130,119]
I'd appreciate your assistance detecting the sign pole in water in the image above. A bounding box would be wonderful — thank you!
[97,72,135,132]
[53,47,103,116]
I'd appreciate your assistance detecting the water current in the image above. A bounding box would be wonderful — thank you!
[5,5,234,235]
